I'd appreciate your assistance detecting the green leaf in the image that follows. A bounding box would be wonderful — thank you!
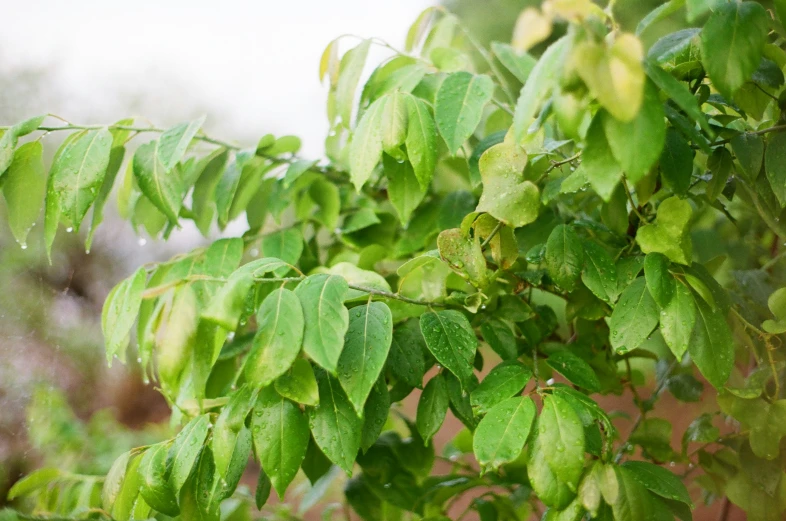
[261,228,303,276]
[2,141,46,246]
[645,61,712,137]
[610,277,659,354]
[581,240,619,304]
[133,139,183,222]
[386,156,426,225]
[644,253,675,308]
[686,0,722,22]
[636,196,693,264]
[336,39,371,127]
[201,257,288,330]
[7,468,61,500]
[361,378,390,452]
[337,301,393,414]
[350,96,385,190]
[659,128,693,196]
[437,228,491,288]
[255,470,272,509]
[706,146,733,202]
[480,318,518,360]
[688,296,734,387]
[700,1,769,99]
[86,142,126,250]
[404,95,438,189]
[387,319,427,388]
[765,132,786,208]
[621,461,691,506]
[253,387,310,497]
[582,115,623,201]
[602,81,666,183]
[545,351,600,393]
[0,115,45,177]
[435,72,494,154]
[660,282,696,360]
[473,396,536,472]
[475,141,540,228]
[275,358,319,406]
[492,42,536,84]
[611,466,664,521]
[179,447,219,521]
[470,361,532,415]
[513,37,569,142]
[158,116,205,170]
[309,370,362,475]
[102,267,146,364]
[166,414,211,494]
[420,310,478,390]
[49,128,113,230]
[730,132,763,182]
[546,224,584,292]
[245,288,304,388]
[294,273,349,373]
[138,444,179,516]
[416,373,450,443]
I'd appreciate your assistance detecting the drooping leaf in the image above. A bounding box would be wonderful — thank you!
[609,277,659,354]
[473,396,536,472]
[253,387,310,497]
[546,351,600,392]
[294,273,349,373]
[420,310,477,390]
[546,224,584,292]
[387,318,427,388]
[582,115,623,201]
[275,358,320,406]
[688,295,734,387]
[133,139,184,223]
[2,141,46,246]
[470,360,532,415]
[308,370,362,475]
[581,240,619,304]
[765,132,786,208]
[337,301,393,414]
[435,72,494,154]
[166,414,211,494]
[49,128,113,230]
[336,39,372,127]
[700,1,768,99]
[659,128,694,196]
[416,373,450,444]
[404,95,438,190]
[102,267,146,364]
[643,253,675,308]
[158,116,205,170]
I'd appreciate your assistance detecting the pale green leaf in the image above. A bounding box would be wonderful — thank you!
[473,396,536,471]
[309,370,362,474]
[420,310,477,390]
[275,358,319,406]
[102,267,146,364]
[2,141,46,246]
[610,277,659,354]
[295,273,349,373]
[435,72,494,154]
[475,141,540,228]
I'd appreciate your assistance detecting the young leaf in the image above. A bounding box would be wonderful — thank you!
[700,1,768,99]
[2,141,46,246]
[294,273,350,373]
[609,277,659,354]
[275,358,319,406]
[386,156,426,225]
[49,128,113,230]
[470,360,532,415]
[416,373,450,444]
[473,396,536,472]
[335,39,371,127]
[475,141,540,228]
[546,224,584,292]
[582,115,623,201]
[102,266,146,364]
[420,310,478,390]
[261,228,303,276]
[337,301,393,415]
[349,96,385,190]
[7,468,61,500]
[602,81,665,183]
[636,197,693,265]
[253,387,310,498]
[540,395,585,488]
[158,116,205,170]
[435,72,494,154]
[308,370,362,475]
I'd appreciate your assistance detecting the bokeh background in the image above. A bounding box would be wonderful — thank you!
[0,0,738,519]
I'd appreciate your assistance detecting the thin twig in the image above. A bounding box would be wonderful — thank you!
[480,221,503,249]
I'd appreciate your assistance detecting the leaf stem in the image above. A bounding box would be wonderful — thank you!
[479,221,503,249]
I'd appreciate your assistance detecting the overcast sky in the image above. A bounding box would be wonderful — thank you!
[1,0,432,156]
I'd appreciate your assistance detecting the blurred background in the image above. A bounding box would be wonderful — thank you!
[0,0,719,518]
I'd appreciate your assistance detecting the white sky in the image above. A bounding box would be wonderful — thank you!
[1,0,432,157]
